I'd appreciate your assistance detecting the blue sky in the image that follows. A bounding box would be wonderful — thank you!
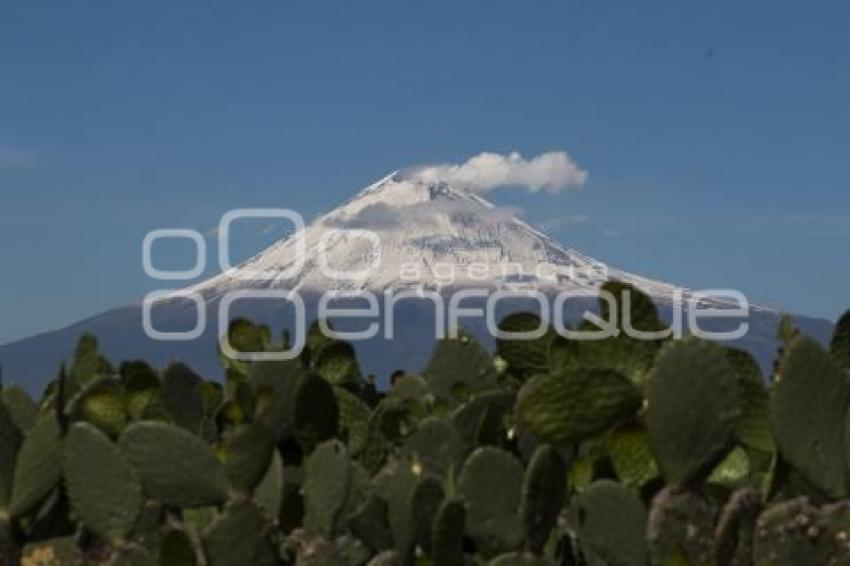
[1,1,848,343]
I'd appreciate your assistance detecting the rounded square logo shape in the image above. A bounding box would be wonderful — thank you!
[218,289,306,361]
[142,290,206,341]
[143,229,206,280]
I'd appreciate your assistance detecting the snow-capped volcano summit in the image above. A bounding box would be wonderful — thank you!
[0,171,835,392]
[191,171,678,300]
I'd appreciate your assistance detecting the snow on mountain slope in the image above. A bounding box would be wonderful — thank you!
[190,171,686,301]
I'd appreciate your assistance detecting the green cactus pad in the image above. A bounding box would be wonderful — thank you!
[313,339,361,386]
[458,446,524,556]
[707,446,750,489]
[1,385,38,432]
[119,421,230,508]
[752,497,829,565]
[303,439,352,539]
[452,391,514,452]
[203,499,277,566]
[520,445,567,555]
[609,426,658,489]
[832,309,850,369]
[70,333,113,386]
[646,337,740,485]
[570,480,647,566]
[432,497,466,566]
[495,312,555,380]
[376,457,420,560]
[254,448,284,521]
[424,329,499,405]
[405,416,465,480]
[223,422,276,494]
[120,360,161,421]
[160,362,205,433]
[412,476,445,552]
[335,385,372,455]
[9,414,63,518]
[517,367,642,445]
[348,492,393,553]
[80,386,128,438]
[563,280,668,384]
[294,373,340,451]
[63,423,143,542]
[777,313,798,347]
[247,358,309,438]
[726,348,773,453]
[0,400,21,510]
[715,488,762,566]
[647,487,715,566]
[771,336,850,498]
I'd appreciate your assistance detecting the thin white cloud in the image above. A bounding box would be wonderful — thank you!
[402,150,588,193]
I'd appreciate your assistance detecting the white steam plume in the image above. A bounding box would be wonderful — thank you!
[403,150,587,193]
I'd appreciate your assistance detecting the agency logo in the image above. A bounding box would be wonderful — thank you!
[142,208,750,360]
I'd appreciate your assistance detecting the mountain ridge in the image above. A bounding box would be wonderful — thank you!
[0,172,834,392]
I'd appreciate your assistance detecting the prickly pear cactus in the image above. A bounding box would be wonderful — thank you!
[303,439,352,539]
[294,373,340,451]
[1,385,38,432]
[0,398,21,511]
[715,488,762,566]
[4,297,850,565]
[562,280,668,384]
[222,422,276,494]
[119,421,230,508]
[404,416,465,480]
[335,385,372,455]
[832,309,850,370]
[424,329,499,406]
[9,414,63,518]
[520,445,567,555]
[431,497,466,566]
[569,480,648,566]
[458,446,524,557]
[203,499,278,566]
[313,339,361,386]
[647,487,716,566]
[727,347,773,453]
[63,422,143,543]
[375,457,420,561]
[70,333,113,387]
[517,367,642,445]
[646,337,740,485]
[609,425,658,489]
[771,336,850,498]
[752,497,828,565]
[411,476,445,554]
[160,362,205,433]
[496,312,555,380]
[254,448,284,521]
[120,360,161,421]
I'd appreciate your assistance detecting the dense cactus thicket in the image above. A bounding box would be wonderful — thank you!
[1,280,850,565]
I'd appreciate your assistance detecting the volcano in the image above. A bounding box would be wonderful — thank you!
[0,172,835,393]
